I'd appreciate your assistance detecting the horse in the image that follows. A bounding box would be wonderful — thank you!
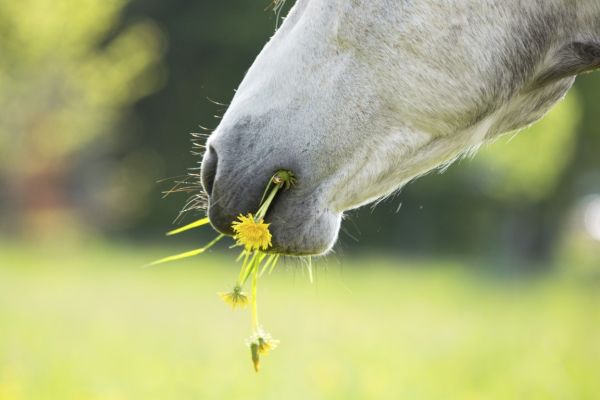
[200,0,600,255]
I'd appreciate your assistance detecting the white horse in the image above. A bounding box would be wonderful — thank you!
[201,0,600,255]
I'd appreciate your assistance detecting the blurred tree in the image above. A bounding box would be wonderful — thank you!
[467,93,583,265]
[473,93,581,203]
[0,0,165,238]
[121,0,287,235]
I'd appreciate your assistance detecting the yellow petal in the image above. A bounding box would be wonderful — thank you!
[232,214,272,251]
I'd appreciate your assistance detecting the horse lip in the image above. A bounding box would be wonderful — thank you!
[206,167,340,255]
[207,201,236,236]
[265,205,342,256]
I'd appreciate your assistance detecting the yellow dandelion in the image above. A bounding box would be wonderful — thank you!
[218,285,249,309]
[232,214,272,251]
[248,329,279,355]
[257,335,279,355]
[247,329,279,372]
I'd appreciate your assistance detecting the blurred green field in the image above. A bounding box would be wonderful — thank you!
[0,243,599,400]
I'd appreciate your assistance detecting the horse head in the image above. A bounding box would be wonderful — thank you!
[201,0,600,255]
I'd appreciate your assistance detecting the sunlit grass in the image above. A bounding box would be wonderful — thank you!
[0,242,599,399]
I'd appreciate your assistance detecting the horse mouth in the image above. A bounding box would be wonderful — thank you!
[206,188,341,256]
[201,140,341,256]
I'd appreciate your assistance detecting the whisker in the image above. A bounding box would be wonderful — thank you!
[206,97,229,107]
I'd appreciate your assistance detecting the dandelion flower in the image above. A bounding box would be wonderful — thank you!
[156,169,299,372]
[247,328,280,372]
[232,214,272,251]
[248,329,280,355]
[218,285,249,309]
[257,335,279,354]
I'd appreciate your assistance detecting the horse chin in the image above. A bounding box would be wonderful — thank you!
[267,207,341,256]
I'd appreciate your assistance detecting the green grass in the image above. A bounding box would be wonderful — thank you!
[0,242,599,399]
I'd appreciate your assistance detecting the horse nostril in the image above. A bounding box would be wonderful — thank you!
[201,145,218,196]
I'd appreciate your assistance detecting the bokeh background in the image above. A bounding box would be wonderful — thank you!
[1,1,599,399]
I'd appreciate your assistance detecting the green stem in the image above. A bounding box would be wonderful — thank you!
[255,184,281,220]
[205,233,226,250]
[251,263,259,331]
[240,252,259,286]
[237,250,251,285]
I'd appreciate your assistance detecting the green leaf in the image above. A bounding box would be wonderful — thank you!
[148,234,225,266]
[166,217,210,236]
[147,247,208,266]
